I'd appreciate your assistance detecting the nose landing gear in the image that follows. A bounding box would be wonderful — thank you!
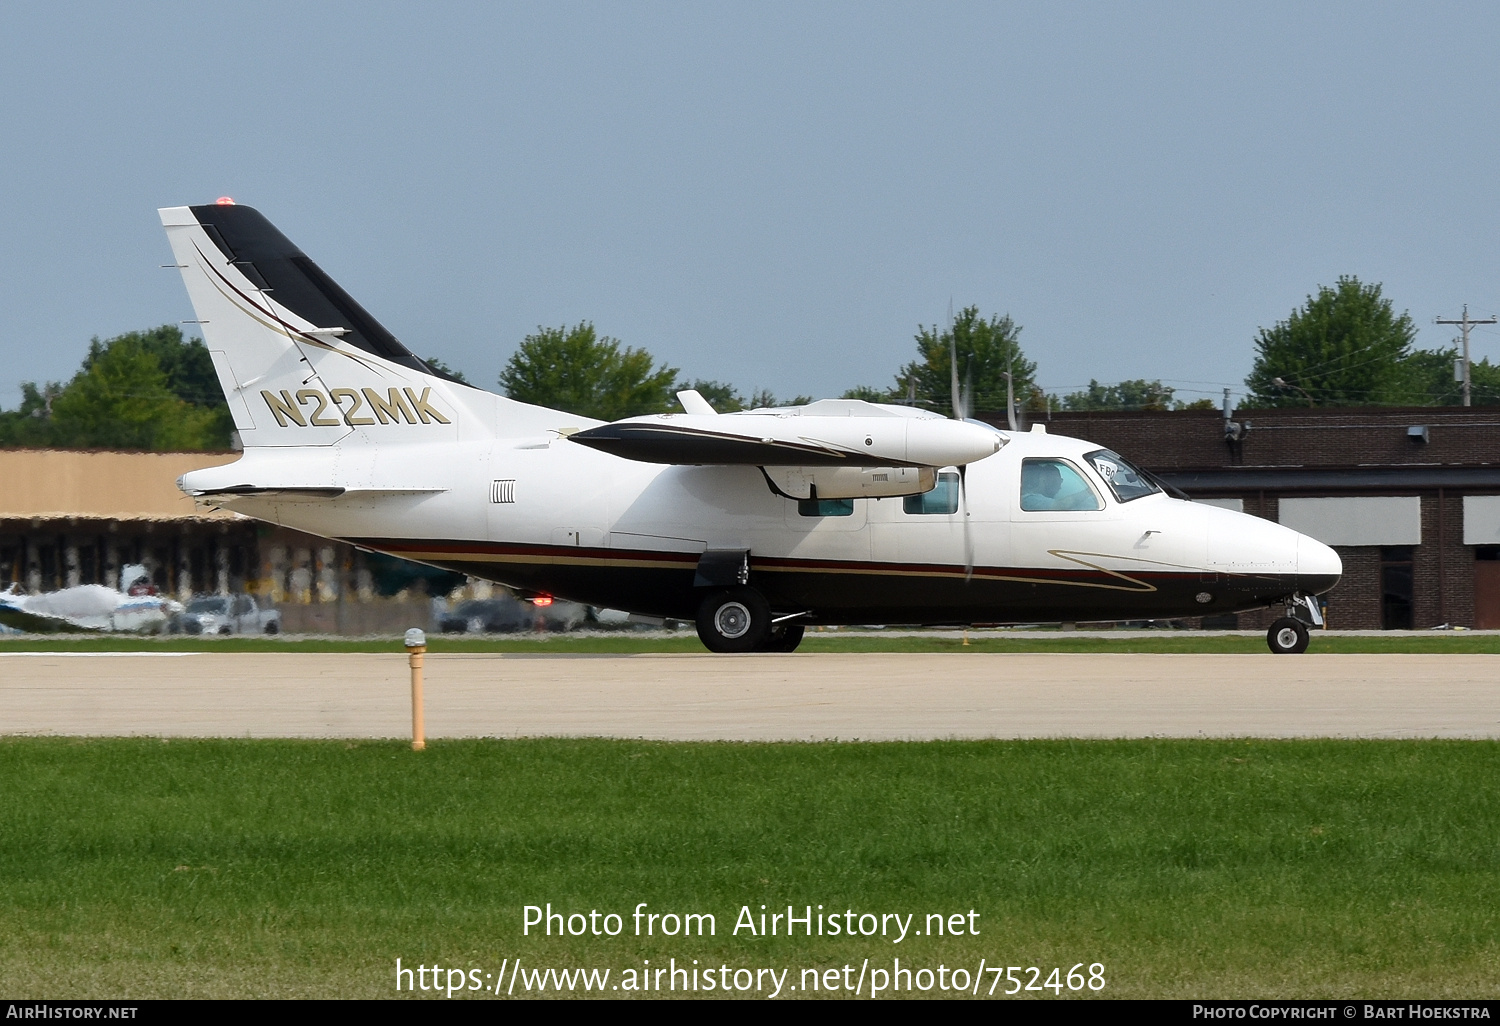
[1266,594,1322,654]
[1266,616,1309,654]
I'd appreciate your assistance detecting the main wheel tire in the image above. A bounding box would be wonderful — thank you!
[759,623,805,652]
[696,587,770,653]
[1266,616,1310,654]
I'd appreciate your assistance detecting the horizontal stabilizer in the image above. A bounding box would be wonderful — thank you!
[187,485,449,501]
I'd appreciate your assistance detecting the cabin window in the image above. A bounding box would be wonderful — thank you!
[798,498,854,517]
[1084,449,1160,503]
[1020,459,1103,511]
[903,472,960,515]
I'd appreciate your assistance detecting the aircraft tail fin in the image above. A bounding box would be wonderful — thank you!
[159,202,485,449]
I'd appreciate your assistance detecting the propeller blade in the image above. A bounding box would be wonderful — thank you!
[946,299,963,420]
[949,335,962,421]
[1004,368,1017,431]
[959,463,973,582]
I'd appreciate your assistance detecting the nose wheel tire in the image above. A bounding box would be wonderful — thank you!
[1266,616,1310,654]
[696,587,771,653]
[758,623,805,653]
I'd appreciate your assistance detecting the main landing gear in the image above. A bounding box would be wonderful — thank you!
[762,623,806,652]
[1265,594,1322,654]
[695,587,806,653]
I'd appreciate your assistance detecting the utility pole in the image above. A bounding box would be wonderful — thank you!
[1436,305,1497,407]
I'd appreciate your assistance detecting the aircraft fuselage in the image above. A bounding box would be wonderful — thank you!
[202,427,1338,626]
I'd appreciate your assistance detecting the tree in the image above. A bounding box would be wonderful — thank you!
[0,326,232,450]
[746,388,814,409]
[1054,379,1219,411]
[896,307,1035,417]
[841,385,895,402]
[1060,379,1178,411]
[81,325,224,408]
[424,356,470,384]
[498,322,679,421]
[0,382,63,446]
[49,335,226,450]
[1245,277,1419,407]
[1403,346,1500,407]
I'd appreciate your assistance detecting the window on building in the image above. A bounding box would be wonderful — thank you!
[1020,459,1103,512]
[797,498,854,517]
[1380,546,1414,630]
[903,473,960,515]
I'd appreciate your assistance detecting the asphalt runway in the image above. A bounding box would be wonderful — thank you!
[2,651,1498,740]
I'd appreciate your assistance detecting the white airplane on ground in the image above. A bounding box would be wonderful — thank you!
[159,202,1340,654]
[0,565,181,634]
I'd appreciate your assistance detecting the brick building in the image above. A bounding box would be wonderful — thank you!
[991,406,1500,630]
[0,449,445,632]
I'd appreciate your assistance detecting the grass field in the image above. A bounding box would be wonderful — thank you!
[2,737,1498,998]
[3,630,1500,654]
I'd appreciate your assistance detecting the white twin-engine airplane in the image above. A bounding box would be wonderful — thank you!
[160,202,1340,654]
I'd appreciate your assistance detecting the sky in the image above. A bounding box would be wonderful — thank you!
[3,1,1500,410]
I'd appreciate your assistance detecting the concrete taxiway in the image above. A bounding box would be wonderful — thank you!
[1,651,1497,740]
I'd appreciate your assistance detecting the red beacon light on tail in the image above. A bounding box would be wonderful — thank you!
[215,196,235,205]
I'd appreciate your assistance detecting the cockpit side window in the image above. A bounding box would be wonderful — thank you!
[1084,449,1160,503]
[1020,459,1103,511]
[903,472,960,515]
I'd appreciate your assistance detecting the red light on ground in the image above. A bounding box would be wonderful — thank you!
[531,595,554,607]
[215,196,235,205]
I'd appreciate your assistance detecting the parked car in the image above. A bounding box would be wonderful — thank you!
[438,595,589,634]
[178,594,282,635]
[439,597,533,634]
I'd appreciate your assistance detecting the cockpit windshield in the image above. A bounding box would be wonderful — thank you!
[1084,449,1160,503]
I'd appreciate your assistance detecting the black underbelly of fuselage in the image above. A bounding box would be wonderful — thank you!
[356,537,1335,626]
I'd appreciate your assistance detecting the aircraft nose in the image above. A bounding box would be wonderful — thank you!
[1296,534,1342,595]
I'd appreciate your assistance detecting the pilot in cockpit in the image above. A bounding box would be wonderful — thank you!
[1020,459,1102,511]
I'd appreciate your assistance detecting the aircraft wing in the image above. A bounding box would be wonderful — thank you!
[0,603,100,634]
[569,407,1003,469]
[568,421,865,466]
